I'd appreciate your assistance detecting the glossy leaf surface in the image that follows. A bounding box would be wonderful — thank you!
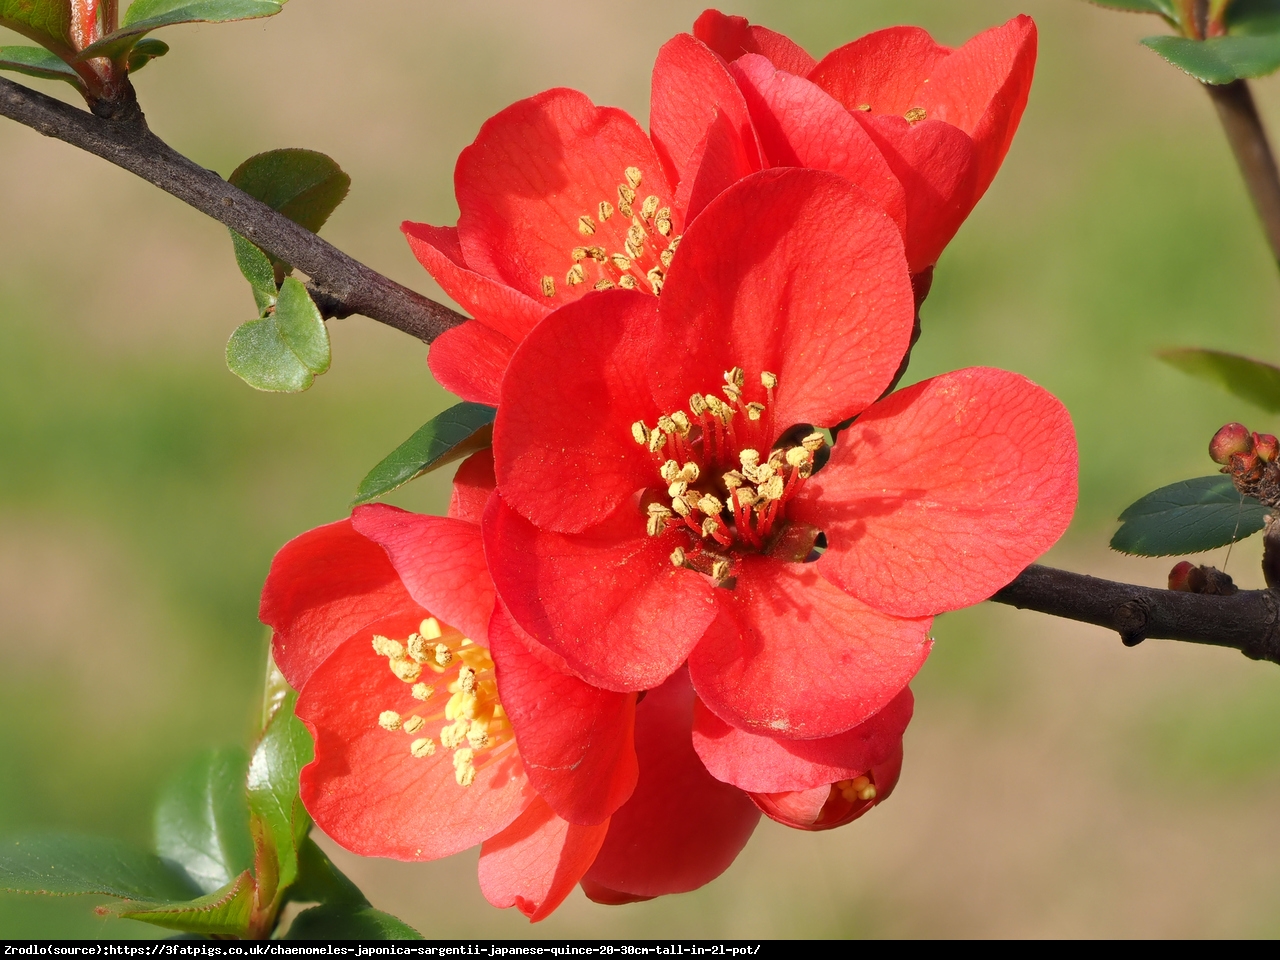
[153,748,254,896]
[0,0,72,53]
[1142,33,1280,83]
[284,903,423,940]
[225,278,330,392]
[0,44,80,85]
[246,690,313,896]
[1111,476,1268,556]
[228,149,350,237]
[0,833,199,900]
[79,0,282,62]
[1158,347,1280,412]
[230,231,277,313]
[114,870,254,937]
[284,838,366,907]
[127,37,169,72]
[353,402,495,505]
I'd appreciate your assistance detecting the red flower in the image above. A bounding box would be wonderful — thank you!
[655,9,1036,274]
[485,167,1077,738]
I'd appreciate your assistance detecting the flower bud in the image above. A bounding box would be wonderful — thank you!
[1168,560,1203,593]
[1210,423,1253,465]
[749,743,903,832]
[1255,433,1279,463]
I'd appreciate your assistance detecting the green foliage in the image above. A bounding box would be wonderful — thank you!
[229,149,351,241]
[246,690,312,899]
[0,834,199,901]
[0,44,80,85]
[1142,33,1280,83]
[353,402,496,505]
[1228,0,1280,35]
[286,838,364,907]
[127,38,169,73]
[230,231,277,313]
[1111,475,1268,556]
[1085,0,1177,15]
[153,749,253,896]
[285,903,424,939]
[0,0,72,54]
[1158,348,1280,412]
[225,278,330,393]
[113,870,254,937]
[78,0,282,64]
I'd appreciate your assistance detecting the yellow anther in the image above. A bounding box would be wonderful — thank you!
[406,633,428,663]
[631,421,650,445]
[587,246,608,261]
[433,643,453,667]
[759,475,785,501]
[372,635,404,659]
[594,279,617,291]
[698,494,724,517]
[679,461,700,482]
[711,559,732,581]
[541,275,555,297]
[858,784,877,801]
[704,394,725,417]
[578,215,596,236]
[669,411,691,436]
[657,415,677,435]
[467,720,490,749]
[641,195,660,220]
[740,449,761,469]
[441,719,467,749]
[660,460,680,483]
[735,487,758,508]
[411,683,434,701]
[722,382,742,403]
[656,209,672,236]
[420,618,442,641]
[670,495,692,517]
[566,263,586,285]
[753,462,777,482]
[905,107,927,123]
[786,447,810,468]
[628,221,647,244]
[668,234,682,252]
[456,765,477,787]
[670,547,686,568]
[689,393,708,416]
[725,367,745,387]
[648,501,674,517]
[667,480,688,499]
[618,275,638,290]
[459,665,478,694]
[701,517,722,539]
[745,402,765,421]
[410,738,436,758]
[857,103,872,112]
[802,431,826,452]
[598,200,614,222]
[625,166,642,189]
[760,371,778,389]
[723,470,744,490]
[648,428,667,453]
[624,239,644,261]
[390,657,422,683]
[378,710,402,731]
[618,182,636,207]
[403,715,425,735]
[660,249,674,270]
[611,253,631,271]
[647,513,668,537]
[572,246,588,261]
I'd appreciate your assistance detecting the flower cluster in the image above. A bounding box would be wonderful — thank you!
[261,9,1077,921]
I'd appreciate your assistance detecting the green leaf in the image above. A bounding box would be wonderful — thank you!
[353,402,496,505]
[1142,33,1280,82]
[126,37,168,73]
[0,0,73,55]
[285,838,366,907]
[0,45,81,86]
[229,149,351,237]
[153,748,254,896]
[1228,0,1280,36]
[284,903,423,940]
[1085,0,1177,15]
[1158,347,1280,412]
[246,690,312,898]
[225,278,330,392]
[0,833,200,901]
[78,0,281,63]
[113,870,254,937]
[230,231,277,313]
[1111,476,1269,556]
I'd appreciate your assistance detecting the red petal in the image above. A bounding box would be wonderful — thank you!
[448,449,496,524]
[801,367,1078,618]
[689,558,930,739]
[426,319,514,407]
[582,670,760,898]
[671,105,761,224]
[297,617,530,861]
[751,738,905,831]
[478,796,609,922]
[655,168,914,432]
[401,221,549,345]
[489,604,639,825]
[809,26,951,118]
[650,33,760,190]
[260,519,418,689]
[728,54,905,234]
[580,878,653,905]
[494,291,662,533]
[351,505,494,646]
[455,88,673,306]
[483,495,716,692]
[692,9,816,75]
[692,686,912,792]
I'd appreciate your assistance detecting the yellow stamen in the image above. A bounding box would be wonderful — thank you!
[410,738,435,758]
[598,200,614,222]
[378,710,402,731]
[541,275,555,297]
[578,215,596,236]
[625,166,642,189]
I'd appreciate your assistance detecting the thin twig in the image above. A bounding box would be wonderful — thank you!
[1204,79,1280,271]
[0,75,466,343]
[990,563,1280,665]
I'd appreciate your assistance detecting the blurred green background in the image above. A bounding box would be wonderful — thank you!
[3,0,1280,938]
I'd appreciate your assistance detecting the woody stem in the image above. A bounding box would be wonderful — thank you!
[1204,79,1280,273]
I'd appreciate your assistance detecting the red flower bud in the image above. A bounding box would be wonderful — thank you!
[748,744,903,832]
[1210,423,1253,465]
[1254,433,1279,463]
[1168,560,1201,592]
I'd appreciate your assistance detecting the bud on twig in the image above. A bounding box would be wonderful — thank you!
[1210,423,1253,464]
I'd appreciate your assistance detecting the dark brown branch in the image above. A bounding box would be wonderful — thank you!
[1204,79,1280,272]
[0,75,466,343]
[990,563,1280,664]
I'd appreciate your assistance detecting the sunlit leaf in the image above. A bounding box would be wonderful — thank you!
[0,834,199,901]
[229,149,350,239]
[230,230,277,314]
[246,690,312,898]
[284,903,423,940]
[0,44,81,86]
[353,402,495,505]
[113,870,254,937]
[225,278,330,392]
[79,0,281,63]
[1142,33,1280,82]
[1158,347,1280,412]
[0,0,73,55]
[153,749,253,896]
[1111,475,1268,556]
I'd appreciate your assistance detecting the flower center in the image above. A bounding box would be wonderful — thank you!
[539,164,682,299]
[371,616,513,786]
[630,368,826,585]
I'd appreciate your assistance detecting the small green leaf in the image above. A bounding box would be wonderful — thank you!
[0,0,73,55]
[126,37,169,73]
[1111,475,1269,556]
[114,870,254,937]
[1085,0,1177,15]
[353,402,496,505]
[153,748,253,896]
[229,149,350,237]
[78,0,281,63]
[1142,33,1280,82]
[1158,347,1280,413]
[0,834,200,901]
[230,230,277,313]
[1228,0,1280,36]
[0,45,81,86]
[285,838,366,907]
[246,691,312,897]
[262,651,292,731]
[225,278,330,392]
[284,903,423,940]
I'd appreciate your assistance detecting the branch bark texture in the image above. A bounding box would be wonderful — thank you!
[1205,79,1280,271]
[0,76,466,343]
[991,564,1280,665]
